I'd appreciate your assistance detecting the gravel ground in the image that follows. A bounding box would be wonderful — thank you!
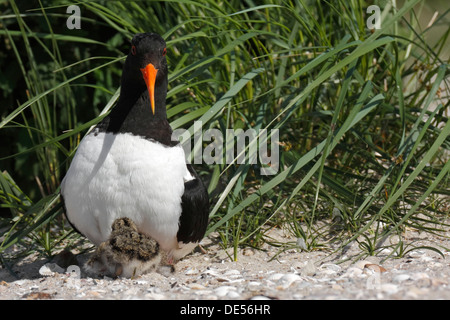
[1,227,449,300]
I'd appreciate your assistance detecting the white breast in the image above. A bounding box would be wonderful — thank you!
[61,132,187,252]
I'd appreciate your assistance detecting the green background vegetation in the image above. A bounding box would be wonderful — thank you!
[0,0,448,265]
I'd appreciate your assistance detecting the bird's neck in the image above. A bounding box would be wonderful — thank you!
[99,79,175,145]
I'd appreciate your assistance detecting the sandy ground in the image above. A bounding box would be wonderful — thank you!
[0,227,449,300]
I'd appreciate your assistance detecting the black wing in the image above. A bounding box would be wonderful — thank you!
[177,164,209,243]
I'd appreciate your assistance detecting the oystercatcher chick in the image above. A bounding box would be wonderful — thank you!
[61,33,209,268]
[85,217,161,278]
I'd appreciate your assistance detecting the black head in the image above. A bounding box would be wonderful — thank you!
[97,32,173,144]
[129,33,167,73]
[121,33,168,115]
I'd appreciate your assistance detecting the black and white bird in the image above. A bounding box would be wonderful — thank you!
[61,33,209,263]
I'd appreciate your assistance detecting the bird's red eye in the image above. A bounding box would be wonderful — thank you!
[131,45,137,55]
[162,48,167,56]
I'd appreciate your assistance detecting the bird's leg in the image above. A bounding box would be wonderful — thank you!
[115,264,123,277]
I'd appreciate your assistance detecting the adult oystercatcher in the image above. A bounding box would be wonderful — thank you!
[61,32,209,264]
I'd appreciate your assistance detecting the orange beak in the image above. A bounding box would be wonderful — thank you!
[140,63,158,115]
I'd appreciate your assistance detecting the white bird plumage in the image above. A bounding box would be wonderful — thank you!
[61,130,193,258]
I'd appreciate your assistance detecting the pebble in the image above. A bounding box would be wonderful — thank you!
[364,264,387,273]
[214,286,236,297]
[300,260,316,276]
[320,263,341,272]
[184,268,199,275]
[250,295,272,300]
[189,283,207,290]
[354,260,374,269]
[243,248,255,256]
[39,263,65,276]
[380,283,399,294]
[277,273,302,289]
[267,273,284,281]
[66,265,81,278]
[393,274,410,282]
[318,263,341,276]
[224,269,241,278]
[411,272,429,280]
[342,267,362,277]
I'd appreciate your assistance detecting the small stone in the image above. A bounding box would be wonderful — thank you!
[379,248,392,255]
[243,248,255,256]
[354,260,373,269]
[248,281,262,287]
[224,269,241,277]
[145,292,166,300]
[411,272,429,281]
[185,268,199,275]
[342,267,362,277]
[22,292,53,300]
[407,250,425,258]
[331,284,343,291]
[214,286,236,297]
[39,263,64,277]
[364,264,387,273]
[278,273,302,288]
[12,280,28,286]
[296,238,307,250]
[189,283,206,290]
[250,295,272,300]
[420,256,433,262]
[66,265,81,278]
[319,263,341,275]
[268,273,284,281]
[86,291,102,298]
[227,291,240,299]
[380,283,399,294]
[301,260,316,276]
[393,274,410,282]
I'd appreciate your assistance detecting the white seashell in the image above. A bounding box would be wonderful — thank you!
[411,272,429,281]
[243,248,255,256]
[12,280,28,286]
[343,267,363,277]
[38,265,54,277]
[185,268,199,275]
[227,291,240,299]
[353,260,373,269]
[296,238,307,250]
[224,269,241,277]
[251,295,272,300]
[248,281,262,287]
[214,286,236,297]
[380,283,399,294]
[301,260,316,276]
[66,265,81,278]
[39,263,65,276]
[278,273,302,288]
[189,283,206,290]
[393,274,410,282]
[268,273,284,281]
[319,263,341,273]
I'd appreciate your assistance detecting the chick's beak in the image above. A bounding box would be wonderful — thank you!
[140,63,158,115]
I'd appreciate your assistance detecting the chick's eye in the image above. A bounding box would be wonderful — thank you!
[162,48,167,56]
[131,45,137,55]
